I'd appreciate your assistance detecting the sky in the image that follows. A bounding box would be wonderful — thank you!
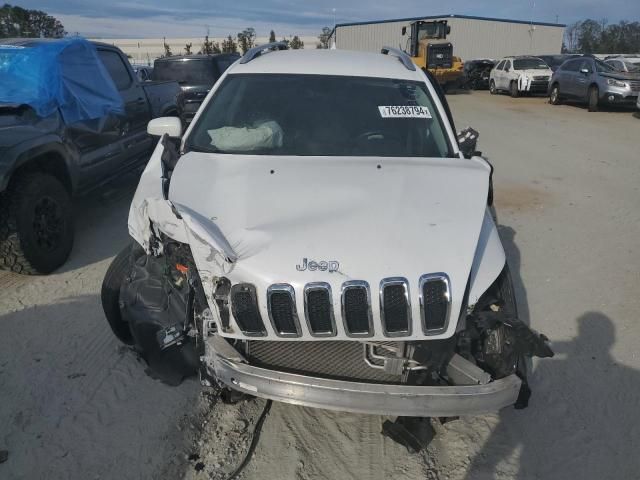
[15,0,640,38]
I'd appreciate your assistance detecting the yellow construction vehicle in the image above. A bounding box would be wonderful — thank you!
[402,20,464,91]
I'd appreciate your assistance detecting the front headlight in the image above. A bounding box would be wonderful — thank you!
[607,78,628,88]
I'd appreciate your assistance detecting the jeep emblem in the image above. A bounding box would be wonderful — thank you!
[296,258,339,273]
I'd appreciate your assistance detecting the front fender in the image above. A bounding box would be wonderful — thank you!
[467,209,506,309]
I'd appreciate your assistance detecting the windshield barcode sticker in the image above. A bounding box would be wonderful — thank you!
[378,105,432,118]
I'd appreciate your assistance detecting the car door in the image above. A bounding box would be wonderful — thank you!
[574,59,594,99]
[97,48,152,169]
[493,60,505,88]
[501,60,514,89]
[559,59,580,97]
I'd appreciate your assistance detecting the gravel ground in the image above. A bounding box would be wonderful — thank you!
[1,92,639,480]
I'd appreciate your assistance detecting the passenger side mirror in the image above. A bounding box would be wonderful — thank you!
[147,117,182,138]
[457,127,480,159]
[580,68,590,74]
[401,26,407,36]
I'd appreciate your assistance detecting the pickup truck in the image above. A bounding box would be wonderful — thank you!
[0,39,180,274]
[152,53,240,124]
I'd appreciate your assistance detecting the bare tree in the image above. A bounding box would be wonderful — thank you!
[316,26,331,49]
[199,35,221,54]
[269,30,276,43]
[184,42,192,55]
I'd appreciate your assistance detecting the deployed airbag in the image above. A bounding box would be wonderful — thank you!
[208,120,283,151]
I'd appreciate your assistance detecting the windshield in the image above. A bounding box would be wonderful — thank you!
[187,74,453,158]
[595,60,617,73]
[417,22,447,40]
[152,58,217,84]
[513,58,549,70]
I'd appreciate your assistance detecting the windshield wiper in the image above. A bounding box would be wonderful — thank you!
[186,144,224,154]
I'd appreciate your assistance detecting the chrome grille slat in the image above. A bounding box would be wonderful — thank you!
[419,273,451,334]
[304,282,336,336]
[230,283,266,336]
[341,281,373,337]
[379,277,411,336]
[267,284,300,337]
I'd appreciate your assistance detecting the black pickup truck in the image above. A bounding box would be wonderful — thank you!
[152,53,239,123]
[0,39,180,274]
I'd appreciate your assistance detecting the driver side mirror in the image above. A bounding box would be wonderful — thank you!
[147,117,182,138]
[580,68,590,74]
[457,127,480,159]
[401,26,407,36]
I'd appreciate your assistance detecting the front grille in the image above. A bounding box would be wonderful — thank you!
[342,281,373,336]
[380,278,411,336]
[629,80,640,92]
[533,76,549,81]
[245,340,404,384]
[230,284,266,336]
[267,284,299,336]
[304,283,335,336]
[419,274,451,333]
[427,43,453,69]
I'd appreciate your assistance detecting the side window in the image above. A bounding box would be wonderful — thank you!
[504,60,512,72]
[563,59,579,72]
[98,50,133,90]
[579,59,592,73]
[496,60,505,71]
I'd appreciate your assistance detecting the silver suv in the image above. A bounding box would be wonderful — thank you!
[548,56,640,111]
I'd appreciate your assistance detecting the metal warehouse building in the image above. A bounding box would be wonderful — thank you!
[332,14,565,61]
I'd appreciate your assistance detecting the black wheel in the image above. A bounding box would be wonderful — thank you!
[489,80,497,94]
[549,84,562,105]
[101,242,144,344]
[588,86,599,112]
[510,81,520,98]
[0,173,74,274]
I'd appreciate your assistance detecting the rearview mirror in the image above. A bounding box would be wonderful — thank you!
[147,117,182,138]
[457,127,480,159]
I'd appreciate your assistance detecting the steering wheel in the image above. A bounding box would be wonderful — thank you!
[354,131,401,143]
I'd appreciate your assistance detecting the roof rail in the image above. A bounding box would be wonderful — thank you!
[381,46,416,71]
[240,41,288,64]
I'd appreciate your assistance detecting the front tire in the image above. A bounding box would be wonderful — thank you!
[549,84,562,105]
[0,173,74,274]
[510,81,520,98]
[489,80,497,94]
[588,86,599,112]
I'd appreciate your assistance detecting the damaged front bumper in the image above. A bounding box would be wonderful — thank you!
[207,348,522,417]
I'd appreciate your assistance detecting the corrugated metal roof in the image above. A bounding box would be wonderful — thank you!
[335,14,566,29]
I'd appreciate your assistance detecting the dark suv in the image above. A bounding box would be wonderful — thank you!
[152,54,240,123]
[548,56,640,111]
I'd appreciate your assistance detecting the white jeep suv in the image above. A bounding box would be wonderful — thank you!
[490,56,553,97]
[101,44,552,417]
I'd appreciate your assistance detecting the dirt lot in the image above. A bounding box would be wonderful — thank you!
[1,92,639,480]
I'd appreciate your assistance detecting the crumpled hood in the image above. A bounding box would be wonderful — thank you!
[600,71,640,81]
[167,152,491,340]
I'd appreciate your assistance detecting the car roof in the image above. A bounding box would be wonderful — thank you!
[228,49,423,81]
[155,53,240,63]
[1,37,118,50]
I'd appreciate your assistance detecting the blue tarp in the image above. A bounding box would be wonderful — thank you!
[0,37,125,123]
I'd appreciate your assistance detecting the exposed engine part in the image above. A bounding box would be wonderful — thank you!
[445,353,491,385]
[119,233,208,385]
